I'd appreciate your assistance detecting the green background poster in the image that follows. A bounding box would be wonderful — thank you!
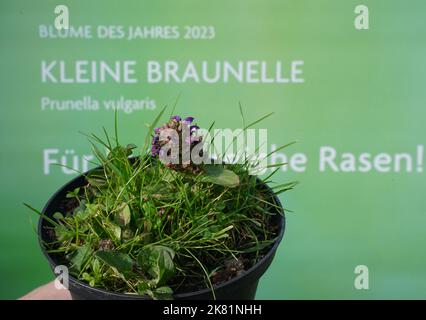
[1,0,425,299]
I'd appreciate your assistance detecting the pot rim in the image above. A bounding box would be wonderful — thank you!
[38,162,286,299]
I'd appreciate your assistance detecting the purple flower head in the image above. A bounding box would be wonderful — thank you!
[190,125,200,133]
[151,115,204,170]
[183,116,195,124]
[151,145,159,156]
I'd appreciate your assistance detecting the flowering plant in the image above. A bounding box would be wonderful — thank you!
[27,108,296,299]
[151,115,203,171]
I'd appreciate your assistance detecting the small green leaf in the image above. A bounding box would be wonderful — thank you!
[126,143,137,151]
[87,176,107,187]
[92,258,101,275]
[55,224,72,242]
[121,227,134,241]
[76,209,90,220]
[53,212,64,220]
[142,202,156,216]
[68,245,93,273]
[203,165,240,187]
[137,282,151,296]
[95,250,134,275]
[156,251,175,286]
[82,272,92,282]
[85,203,99,218]
[73,200,87,217]
[104,221,122,241]
[137,245,175,286]
[116,203,131,227]
[87,169,107,187]
[66,187,80,198]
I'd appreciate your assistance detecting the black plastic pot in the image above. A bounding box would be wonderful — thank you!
[38,165,286,300]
